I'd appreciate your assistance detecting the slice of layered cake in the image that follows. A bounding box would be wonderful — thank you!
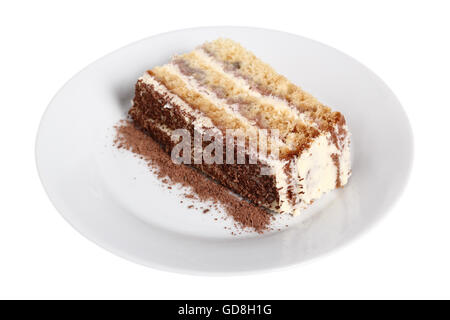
[129,38,351,215]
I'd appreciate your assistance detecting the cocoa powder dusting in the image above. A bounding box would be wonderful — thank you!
[114,120,271,233]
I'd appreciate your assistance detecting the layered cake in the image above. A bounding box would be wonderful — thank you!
[129,38,351,215]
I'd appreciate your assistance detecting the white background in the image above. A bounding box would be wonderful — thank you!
[1,0,449,299]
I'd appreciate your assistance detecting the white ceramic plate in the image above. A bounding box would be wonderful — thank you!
[36,27,413,274]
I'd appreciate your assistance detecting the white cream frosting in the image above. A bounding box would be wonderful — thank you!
[268,131,351,215]
[297,133,338,205]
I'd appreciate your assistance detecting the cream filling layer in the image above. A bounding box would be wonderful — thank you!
[165,62,285,151]
[193,49,318,130]
[195,48,319,130]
